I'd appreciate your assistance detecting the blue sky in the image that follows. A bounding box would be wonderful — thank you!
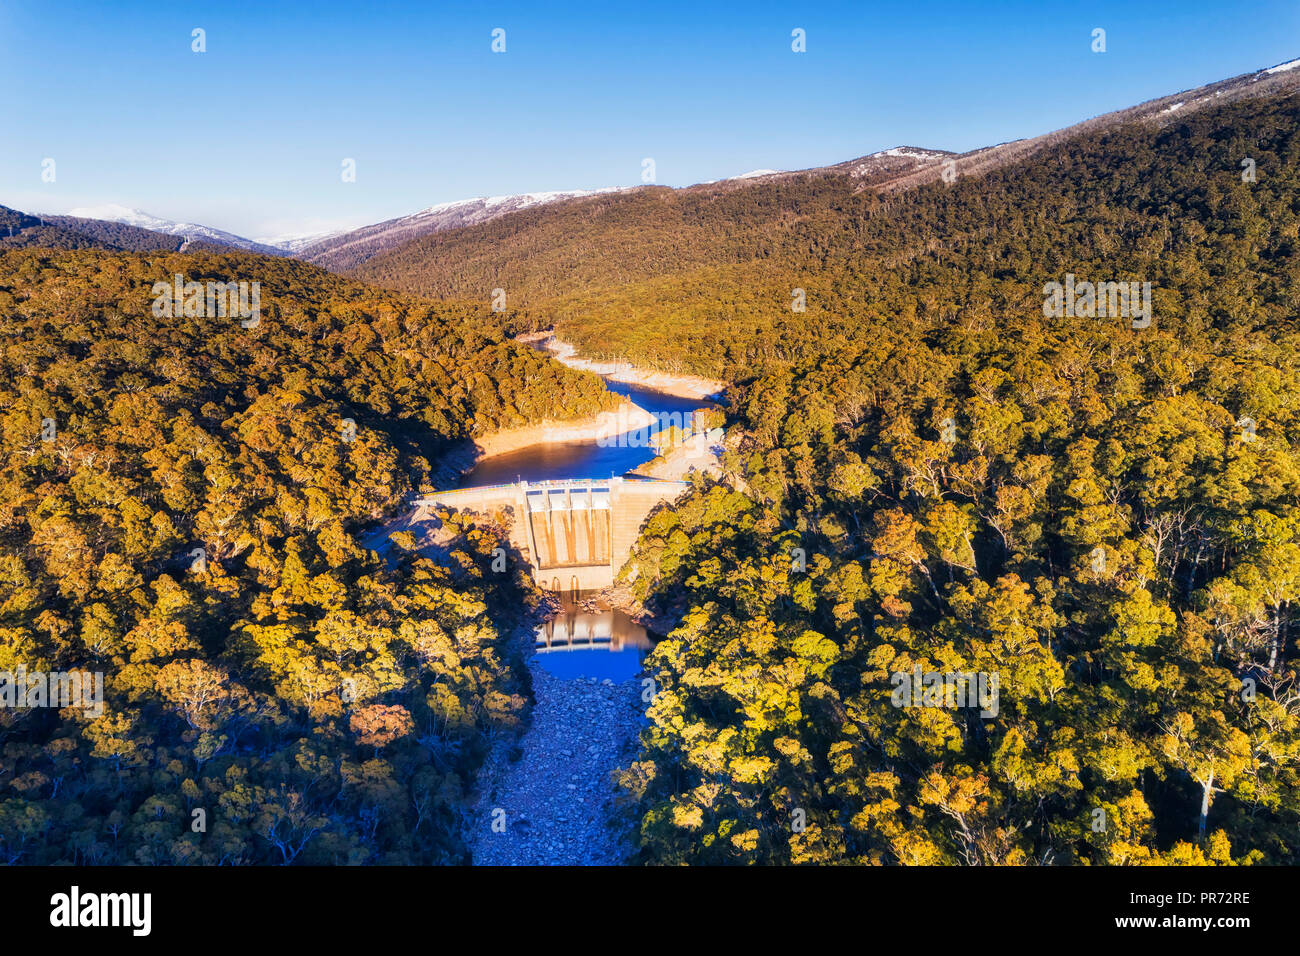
[2,0,1296,239]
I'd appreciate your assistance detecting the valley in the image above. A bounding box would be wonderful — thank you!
[3,48,1300,871]
[359,337,724,864]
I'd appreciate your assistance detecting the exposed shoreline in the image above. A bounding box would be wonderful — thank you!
[427,399,655,487]
[417,332,710,864]
[428,333,725,489]
[516,330,727,402]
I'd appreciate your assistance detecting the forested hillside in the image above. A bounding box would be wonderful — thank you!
[5,67,1298,869]
[348,72,1300,383]
[0,249,616,863]
[603,90,1300,863]
[41,215,191,253]
[0,204,201,254]
[340,86,1300,865]
[1,205,113,252]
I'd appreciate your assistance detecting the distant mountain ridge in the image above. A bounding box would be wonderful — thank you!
[1,204,194,253]
[57,204,288,257]
[820,56,1300,193]
[22,190,641,269]
[293,188,630,271]
[254,229,344,254]
[343,55,1300,313]
[9,56,1298,279]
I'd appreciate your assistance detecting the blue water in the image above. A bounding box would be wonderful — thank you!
[534,647,648,682]
[462,344,706,679]
[461,380,709,486]
[531,595,653,681]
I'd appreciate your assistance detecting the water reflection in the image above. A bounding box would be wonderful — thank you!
[461,438,640,486]
[461,380,712,486]
[533,592,654,681]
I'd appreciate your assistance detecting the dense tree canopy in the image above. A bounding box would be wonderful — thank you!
[3,84,1298,867]
[0,249,615,863]
[605,92,1300,864]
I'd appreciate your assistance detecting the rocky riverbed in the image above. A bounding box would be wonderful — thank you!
[469,664,646,865]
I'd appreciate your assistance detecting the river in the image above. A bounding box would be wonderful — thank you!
[467,345,715,864]
[458,350,705,680]
[459,378,708,486]
[462,346,713,680]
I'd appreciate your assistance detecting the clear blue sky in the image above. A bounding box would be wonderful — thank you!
[2,0,1296,239]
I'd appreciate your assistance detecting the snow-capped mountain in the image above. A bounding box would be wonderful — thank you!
[694,168,785,185]
[64,204,287,256]
[825,146,957,181]
[296,188,629,271]
[303,168,805,263]
[56,54,1300,272]
[253,229,347,254]
[1258,56,1300,77]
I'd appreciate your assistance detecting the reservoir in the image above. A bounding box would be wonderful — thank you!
[460,379,708,486]
[459,345,710,680]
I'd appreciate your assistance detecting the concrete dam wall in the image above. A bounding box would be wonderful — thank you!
[418,477,688,591]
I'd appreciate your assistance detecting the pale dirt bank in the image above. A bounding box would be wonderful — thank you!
[424,398,656,490]
[518,332,728,402]
[630,429,725,481]
[474,399,656,458]
[427,330,727,492]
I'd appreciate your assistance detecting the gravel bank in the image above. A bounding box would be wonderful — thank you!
[526,333,727,402]
[469,665,645,866]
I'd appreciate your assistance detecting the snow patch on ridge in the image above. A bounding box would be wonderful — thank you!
[414,187,626,218]
[254,229,347,252]
[65,203,280,253]
[878,147,948,160]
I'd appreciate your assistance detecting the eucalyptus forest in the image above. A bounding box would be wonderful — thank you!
[2,69,1299,871]
[362,88,1300,864]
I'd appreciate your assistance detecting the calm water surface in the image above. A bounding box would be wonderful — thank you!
[461,380,707,486]
[464,346,704,678]
[533,592,654,681]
